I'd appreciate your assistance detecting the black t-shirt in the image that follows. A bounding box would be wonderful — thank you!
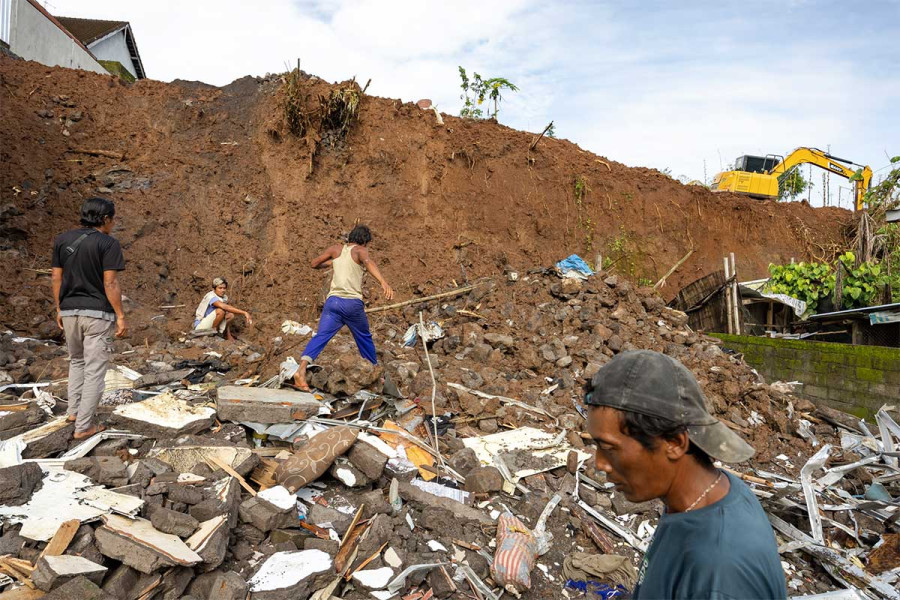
[52,227,126,313]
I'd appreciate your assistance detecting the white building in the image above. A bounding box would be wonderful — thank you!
[0,0,144,80]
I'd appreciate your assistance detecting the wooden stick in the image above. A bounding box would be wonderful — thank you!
[720,466,775,488]
[365,285,476,314]
[654,249,694,289]
[204,455,256,496]
[529,121,554,151]
[38,519,80,560]
[344,541,387,581]
[723,257,733,334]
[65,148,125,160]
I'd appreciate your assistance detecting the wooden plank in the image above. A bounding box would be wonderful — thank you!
[205,455,256,496]
[38,519,80,560]
[0,587,45,599]
[215,386,322,423]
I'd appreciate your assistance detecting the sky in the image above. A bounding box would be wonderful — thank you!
[46,0,900,209]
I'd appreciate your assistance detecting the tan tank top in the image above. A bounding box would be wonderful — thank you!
[328,244,364,300]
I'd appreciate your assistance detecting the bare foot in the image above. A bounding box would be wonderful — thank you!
[73,424,106,439]
[292,371,311,392]
[66,415,76,423]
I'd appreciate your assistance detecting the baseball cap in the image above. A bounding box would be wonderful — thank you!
[584,350,755,463]
[212,277,227,288]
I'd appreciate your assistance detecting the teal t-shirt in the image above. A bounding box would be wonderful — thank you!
[634,472,787,600]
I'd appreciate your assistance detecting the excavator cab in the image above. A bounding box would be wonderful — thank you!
[733,155,781,174]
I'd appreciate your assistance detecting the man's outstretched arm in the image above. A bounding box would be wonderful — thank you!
[357,246,394,300]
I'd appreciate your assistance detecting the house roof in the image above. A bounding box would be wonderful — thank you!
[54,16,146,79]
[24,0,97,60]
[54,17,127,46]
[808,302,900,321]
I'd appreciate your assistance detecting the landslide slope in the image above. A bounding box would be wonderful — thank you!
[0,56,850,336]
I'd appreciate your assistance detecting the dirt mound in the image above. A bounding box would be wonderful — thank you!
[0,55,850,342]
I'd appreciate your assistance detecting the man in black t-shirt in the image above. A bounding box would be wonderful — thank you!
[51,197,127,439]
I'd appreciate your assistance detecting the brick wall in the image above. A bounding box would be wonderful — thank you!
[710,334,900,419]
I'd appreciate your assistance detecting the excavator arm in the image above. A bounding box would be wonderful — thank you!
[769,147,872,210]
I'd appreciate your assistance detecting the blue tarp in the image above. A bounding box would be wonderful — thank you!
[556,254,594,277]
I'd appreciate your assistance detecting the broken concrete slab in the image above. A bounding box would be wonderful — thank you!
[239,496,296,533]
[215,386,323,423]
[0,461,43,505]
[330,457,370,487]
[110,393,215,437]
[185,516,229,571]
[133,368,194,389]
[166,484,204,505]
[0,469,143,541]
[43,575,116,600]
[33,554,108,591]
[274,425,358,493]
[190,477,241,528]
[247,549,332,600]
[94,514,202,574]
[148,504,200,538]
[188,570,248,600]
[0,402,46,436]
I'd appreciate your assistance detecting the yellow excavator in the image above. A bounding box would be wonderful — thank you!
[711,147,873,210]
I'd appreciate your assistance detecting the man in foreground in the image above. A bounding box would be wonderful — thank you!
[193,277,253,340]
[585,350,787,600]
[293,225,393,391]
[52,197,127,439]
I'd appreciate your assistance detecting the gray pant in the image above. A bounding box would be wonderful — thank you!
[63,316,115,432]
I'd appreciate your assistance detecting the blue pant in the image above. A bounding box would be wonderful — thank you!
[301,296,377,365]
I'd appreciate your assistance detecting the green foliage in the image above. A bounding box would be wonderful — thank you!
[837,251,890,308]
[765,262,834,316]
[546,122,557,138]
[458,67,518,120]
[778,168,808,201]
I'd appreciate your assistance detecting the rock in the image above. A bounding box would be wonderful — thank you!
[189,570,248,600]
[190,478,242,528]
[42,575,116,600]
[149,504,200,538]
[167,484,204,505]
[64,456,128,487]
[0,402,45,433]
[0,530,26,555]
[94,515,201,574]
[448,447,480,477]
[428,566,456,599]
[464,466,503,493]
[484,333,515,351]
[238,497,296,533]
[556,355,573,368]
[303,538,340,556]
[478,418,499,434]
[307,504,351,534]
[247,549,332,600]
[610,493,662,517]
[470,343,492,362]
[0,462,43,506]
[33,555,107,591]
[347,440,388,480]
[129,458,173,487]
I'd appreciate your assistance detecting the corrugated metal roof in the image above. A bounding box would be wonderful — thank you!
[808,302,900,321]
[55,16,127,46]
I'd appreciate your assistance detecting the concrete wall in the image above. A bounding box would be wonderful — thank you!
[89,29,135,78]
[6,0,106,74]
[712,333,900,419]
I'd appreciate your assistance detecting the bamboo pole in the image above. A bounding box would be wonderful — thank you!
[365,285,475,314]
[723,257,733,334]
[654,249,694,289]
[730,253,740,334]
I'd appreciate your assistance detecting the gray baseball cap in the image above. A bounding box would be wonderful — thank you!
[584,350,755,463]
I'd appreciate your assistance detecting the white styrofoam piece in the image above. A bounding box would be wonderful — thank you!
[248,549,332,592]
[427,540,447,552]
[352,567,394,589]
[334,467,357,487]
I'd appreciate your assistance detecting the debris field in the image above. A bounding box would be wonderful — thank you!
[1,271,898,599]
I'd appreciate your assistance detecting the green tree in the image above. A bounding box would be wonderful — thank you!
[778,168,808,201]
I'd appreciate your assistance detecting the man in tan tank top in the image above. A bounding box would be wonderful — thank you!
[293,225,394,391]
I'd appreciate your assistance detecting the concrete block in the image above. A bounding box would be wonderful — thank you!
[239,497,295,533]
[167,484,204,505]
[33,555,108,591]
[0,402,45,434]
[185,516,229,571]
[189,570,248,600]
[18,418,75,459]
[247,549,333,600]
[64,456,129,487]
[215,386,323,423]
[330,458,370,487]
[348,439,389,480]
[148,504,200,538]
[42,575,116,600]
[100,564,139,600]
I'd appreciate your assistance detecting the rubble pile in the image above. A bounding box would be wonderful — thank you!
[0,271,898,599]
